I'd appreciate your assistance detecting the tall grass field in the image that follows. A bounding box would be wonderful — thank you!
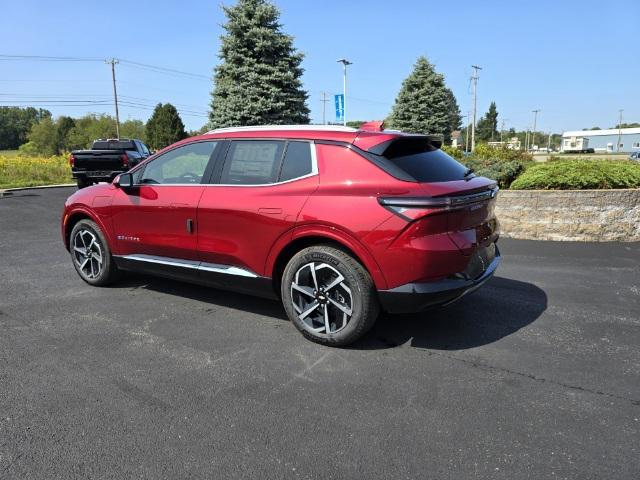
[0,152,72,189]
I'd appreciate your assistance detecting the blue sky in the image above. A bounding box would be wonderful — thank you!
[1,0,638,133]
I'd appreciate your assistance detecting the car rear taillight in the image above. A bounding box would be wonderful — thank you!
[121,153,129,168]
[69,154,76,167]
[378,187,499,221]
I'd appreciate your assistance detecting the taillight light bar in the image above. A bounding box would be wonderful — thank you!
[69,154,76,168]
[121,153,129,168]
[379,186,498,219]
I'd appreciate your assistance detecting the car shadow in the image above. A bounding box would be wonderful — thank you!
[113,275,546,351]
[353,276,547,350]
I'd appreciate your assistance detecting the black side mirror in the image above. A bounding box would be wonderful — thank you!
[116,172,134,189]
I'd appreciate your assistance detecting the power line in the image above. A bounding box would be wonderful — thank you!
[0,54,103,62]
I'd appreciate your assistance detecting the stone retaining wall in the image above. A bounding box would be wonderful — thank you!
[495,189,640,241]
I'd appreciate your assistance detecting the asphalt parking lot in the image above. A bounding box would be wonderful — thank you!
[1,187,639,479]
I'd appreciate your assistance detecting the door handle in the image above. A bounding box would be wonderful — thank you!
[186,218,194,233]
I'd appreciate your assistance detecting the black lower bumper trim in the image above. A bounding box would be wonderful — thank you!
[378,248,502,314]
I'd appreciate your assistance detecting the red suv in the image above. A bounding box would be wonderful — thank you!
[62,124,500,346]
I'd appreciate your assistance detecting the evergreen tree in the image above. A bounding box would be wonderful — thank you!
[209,0,310,128]
[476,101,499,142]
[387,56,458,142]
[444,87,462,139]
[146,103,187,150]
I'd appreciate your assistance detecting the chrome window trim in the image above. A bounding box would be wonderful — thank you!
[115,254,258,278]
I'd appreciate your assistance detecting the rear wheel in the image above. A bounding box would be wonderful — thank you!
[281,245,379,347]
[69,219,120,286]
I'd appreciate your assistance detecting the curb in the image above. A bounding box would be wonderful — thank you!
[0,183,75,197]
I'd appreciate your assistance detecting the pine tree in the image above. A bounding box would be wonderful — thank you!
[476,101,499,142]
[145,103,187,150]
[387,56,459,142]
[209,0,310,128]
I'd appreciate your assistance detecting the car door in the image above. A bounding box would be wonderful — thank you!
[111,140,221,270]
[197,139,318,280]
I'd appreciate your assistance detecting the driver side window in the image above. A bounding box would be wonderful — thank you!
[140,141,218,184]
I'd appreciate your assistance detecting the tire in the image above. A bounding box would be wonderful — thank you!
[77,178,91,189]
[69,219,120,286]
[281,245,380,347]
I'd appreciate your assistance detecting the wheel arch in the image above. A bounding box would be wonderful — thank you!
[268,227,388,294]
[63,209,111,252]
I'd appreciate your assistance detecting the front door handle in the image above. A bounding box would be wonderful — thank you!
[186,218,194,233]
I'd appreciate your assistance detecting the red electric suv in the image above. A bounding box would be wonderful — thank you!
[61,124,500,346]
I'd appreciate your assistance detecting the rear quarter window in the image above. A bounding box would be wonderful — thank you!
[382,139,468,182]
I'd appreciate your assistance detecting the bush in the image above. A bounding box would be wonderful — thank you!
[510,160,640,190]
[457,145,533,189]
[441,145,463,160]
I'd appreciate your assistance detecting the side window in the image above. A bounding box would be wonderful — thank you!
[220,140,285,185]
[279,141,313,181]
[140,141,218,184]
[140,142,150,156]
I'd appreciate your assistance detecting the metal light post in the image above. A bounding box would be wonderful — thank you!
[470,65,482,151]
[617,109,624,152]
[337,58,352,126]
[531,109,540,151]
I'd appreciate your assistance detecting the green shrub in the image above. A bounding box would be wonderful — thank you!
[453,145,533,189]
[441,145,463,160]
[510,160,640,190]
[472,143,533,162]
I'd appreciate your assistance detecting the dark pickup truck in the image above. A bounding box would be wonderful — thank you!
[70,139,152,188]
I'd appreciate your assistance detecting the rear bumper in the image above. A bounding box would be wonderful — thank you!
[378,245,501,314]
[72,171,122,182]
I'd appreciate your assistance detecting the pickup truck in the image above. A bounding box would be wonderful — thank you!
[69,138,152,188]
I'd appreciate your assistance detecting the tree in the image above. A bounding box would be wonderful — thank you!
[66,114,118,150]
[444,88,462,139]
[209,0,310,128]
[476,101,499,142]
[613,122,640,129]
[145,103,187,149]
[25,116,58,155]
[56,116,76,153]
[386,56,458,142]
[120,119,146,142]
[0,107,51,150]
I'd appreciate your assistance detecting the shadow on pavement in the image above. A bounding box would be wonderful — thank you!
[114,275,546,351]
[355,276,547,350]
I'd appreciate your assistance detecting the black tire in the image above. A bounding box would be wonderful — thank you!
[69,219,120,286]
[281,245,379,347]
[77,178,92,189]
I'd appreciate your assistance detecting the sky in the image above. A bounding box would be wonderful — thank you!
[1,0,638,133]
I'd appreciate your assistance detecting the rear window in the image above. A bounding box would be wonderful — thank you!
[382,138,468,182]
[92,140,135,150]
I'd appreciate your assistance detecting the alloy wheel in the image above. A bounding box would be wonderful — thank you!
[72,229,103,279]
[290,262,353,334]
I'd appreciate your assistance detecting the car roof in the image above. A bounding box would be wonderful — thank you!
[185,125,418,153]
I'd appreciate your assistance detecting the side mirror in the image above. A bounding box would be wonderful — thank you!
[115,172,134,189]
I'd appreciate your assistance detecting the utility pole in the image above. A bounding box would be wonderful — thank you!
[547,133,552,152]
[500,119,509,143]
[617,109,624,152]
[320,92,330,125]
[525,129,530,151]
[106,58,120,138]
[470,65,482,151]
[337,58,352,126]
[465,110,471,153]
[531,109,540,151]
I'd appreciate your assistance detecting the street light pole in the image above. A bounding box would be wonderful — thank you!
[531,109,540,151]
[617,109,624,152]
[337,58,352,126]
[470,65,482,152]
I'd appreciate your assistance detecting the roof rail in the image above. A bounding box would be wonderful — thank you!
[205,125,358,135]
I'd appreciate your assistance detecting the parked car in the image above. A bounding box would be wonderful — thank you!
[629,152,640,161]
[70,138,152,189]
[61,125,501,346]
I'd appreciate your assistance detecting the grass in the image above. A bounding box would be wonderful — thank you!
[0,153,72,189]
[510,159,640,190]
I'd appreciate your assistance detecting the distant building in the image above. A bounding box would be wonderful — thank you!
[561,128,640,153]
[487,137,521,150]
[451,130,462,148]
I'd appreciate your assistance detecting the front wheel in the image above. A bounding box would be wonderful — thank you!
[281,245,379,347]
[69,219,120,286]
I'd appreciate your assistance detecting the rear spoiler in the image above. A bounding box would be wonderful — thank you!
[354,121,444,154]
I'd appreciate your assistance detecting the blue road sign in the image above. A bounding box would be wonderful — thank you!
[334,94,344,123]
